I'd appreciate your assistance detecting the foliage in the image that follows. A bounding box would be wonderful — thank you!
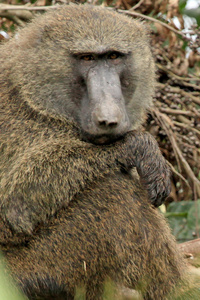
[0,252,25,300]
[165,200,200,242]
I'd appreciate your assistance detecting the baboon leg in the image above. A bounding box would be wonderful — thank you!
[115,198,185,300]
[121,235,185,300]
[3,175,184,300]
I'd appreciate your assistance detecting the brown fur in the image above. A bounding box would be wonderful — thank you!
[0,4,170,239]
[0,4,195,299]
[3,175,186,299]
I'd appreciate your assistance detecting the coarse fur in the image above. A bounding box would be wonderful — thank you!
[0,4,196,299]
[0,4,169,238]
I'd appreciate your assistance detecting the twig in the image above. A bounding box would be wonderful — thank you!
[152,109,200,198]
[157,63,200,83]
[152,109,182,174]
[192,107,200,117]
[173,121,200,138]
[159,108,194,117]
[0,13,25,26]
[120,0,130,10]
[176,115,191,125]
[180,81,200,91]
[158,83,200,106]
[130,0,145,11]
[115,9,190,41]
[167,161,191,190]
[0,4,55,11]
[0,7,33,20]
[179,238,200,255]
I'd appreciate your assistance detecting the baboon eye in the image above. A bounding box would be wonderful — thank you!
[80,54,95,61]
[108,52,120,60]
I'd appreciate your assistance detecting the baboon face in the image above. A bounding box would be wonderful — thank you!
[73,51,132,144]
[11,5,155,144]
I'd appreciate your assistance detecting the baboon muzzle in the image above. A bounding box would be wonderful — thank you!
[87,64,126,131]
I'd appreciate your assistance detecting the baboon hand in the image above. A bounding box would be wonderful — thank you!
[123,131,171,207]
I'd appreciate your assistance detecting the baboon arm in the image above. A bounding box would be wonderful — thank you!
[125,131,171,207]
[0,141,118,236]
[0,131,170,238]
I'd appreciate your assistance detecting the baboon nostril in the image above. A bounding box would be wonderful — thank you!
[108,122,118,128]
[98,120,118,128]
[98,120,107,127]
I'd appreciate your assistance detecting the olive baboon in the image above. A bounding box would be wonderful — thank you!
[0,4,196,300]
[0,4,170,240]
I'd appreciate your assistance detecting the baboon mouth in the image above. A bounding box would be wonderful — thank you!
[81,131,123,145]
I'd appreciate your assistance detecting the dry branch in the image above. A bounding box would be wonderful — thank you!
[179,239,200,256]
[110,8,190,40]
[0,4,54,11]
[152,109,200,199]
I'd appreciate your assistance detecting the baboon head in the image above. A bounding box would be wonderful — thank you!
[5,5,155,144]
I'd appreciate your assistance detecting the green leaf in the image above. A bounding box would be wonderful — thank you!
[166,201,193,213]
[165,201,200,242]
[187,200,200,229]
[179,0,187,12]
